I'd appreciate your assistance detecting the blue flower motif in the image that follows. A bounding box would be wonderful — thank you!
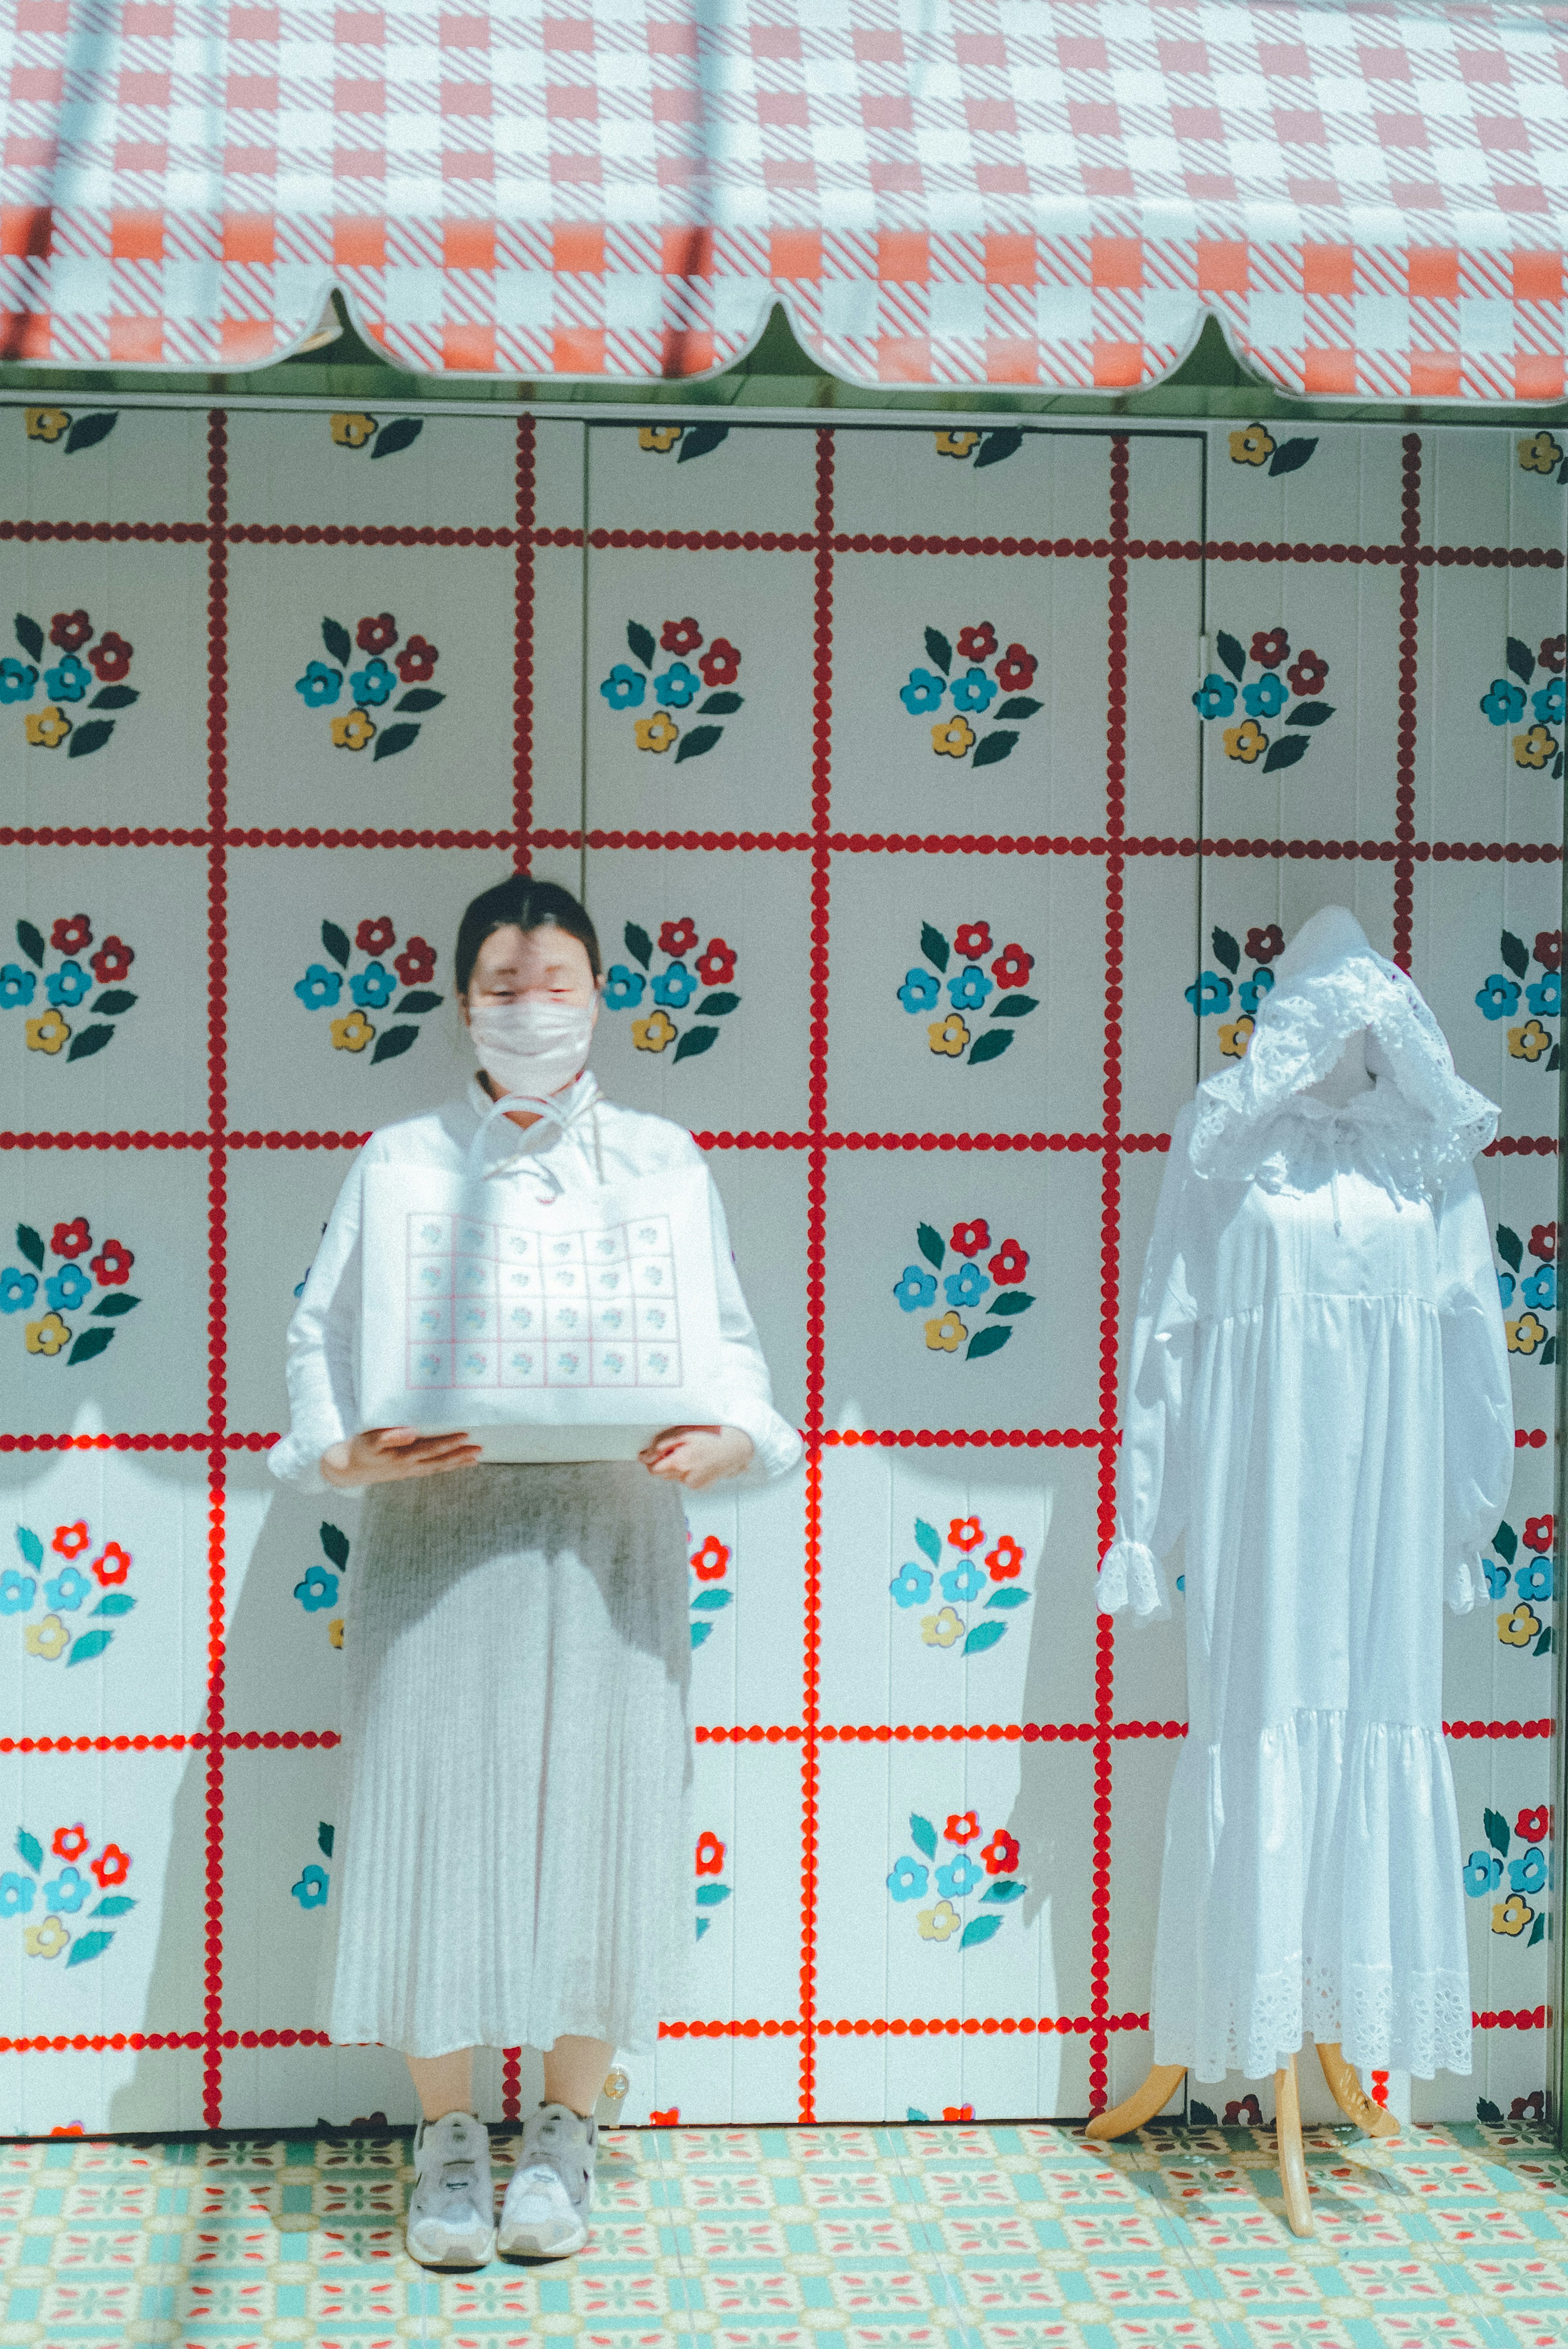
[1242,672,1287,719]
[886,1856,929,1901]
[890,1561,934,1608]
[897,968,941,1013]
[599,664,646,711]
[295,660,342,709]
[900,668,945,716]
[349,657,396,706]
[45,1262,91,1313]
[1185,971,1232,1015]
[605,965,646,1010]
[653,962,696,1009]
[43,654,90,704]
[1480,678,1526,726]
[1238,967,1276,1016]
[0,1569,36,1612]
[936,1852,983,1899]
[1523,1264,1557,1311]
[1532,676,1566,726]
[1463,1850,1501,1896]
[44,1567,90,1613]
[1192,673,1236,719]
[951,667,996,715]
[290,1864,329,1908]
[0,1873,35,1917]
[654,662,699,709]
[948,965,993,1013]
[0,965,36,1009]
[944,1261,990,1309]
[1498,1271,1516,1310]
[1527,971,1561,1018]
[294,1564,339,1613]
[0,1269,38,1314]
[350,960,396,1010]
[1510,1844,1548,1895]
[893,1265,938,1314]
[42,1866,89,1913]
[1518,1554,1554,1602]
[0,658,37,704]
[45,960,91,1009]
[1483,1559,1511,1598]
[940,1560,986,1603]
[294,965,343,1011]
[1475,973,1521,1021]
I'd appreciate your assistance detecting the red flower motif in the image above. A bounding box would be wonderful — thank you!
[1517,1805,1550,1845]
[52,1521,89,1559]
[89,935,133,983]
[91,1542,131,1586]
[51,915,92,954]
[945,1810,979,1844]
[1530,1221,1557,1263]
[1225,2095,1263,2126]
[942,2104,975,2122]
[696,938,736,987]
[89,1239,133,1288]
[1535,931,1562,975]
[394,635,439,683]
[1524,1514,1554,1553]
[1286,648,1328,697]
[954,922,993,963]
[956,623,997,663]
[659,917,698,959]
[1245,924,1285,966]
[948,1516,984,1552]
[356,612,398,654]
[51,1218,91,1260]
[87,632,132,683]
[695,1829,726,1875]
[984,1535,1024,1582]
[988,1237,1029,1286]
[1251,628,1290,670]
[49,609,92,652]
[698,638,741,688]
[1512,2089,1547,2124]
[980,1828,1019,1875]
[89,1842,130,1889]
[50,1823,88,1861]
[394,936,437,984]
[950,1219,990,1258]
[990,943,1034,991]
[650,2106,679,2124]
[661,617,703,655]
[356,916,395,955]
[1540,634,1566,676]
[691,1534,730,1582]
[995,643,1036,691]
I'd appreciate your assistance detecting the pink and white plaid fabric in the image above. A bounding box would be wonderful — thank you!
[2,0,1565,397]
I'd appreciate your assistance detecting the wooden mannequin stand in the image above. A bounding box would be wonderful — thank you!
[1084,2043,1398,2237]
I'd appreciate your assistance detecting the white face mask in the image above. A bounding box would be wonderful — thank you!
[467,996,596,1103]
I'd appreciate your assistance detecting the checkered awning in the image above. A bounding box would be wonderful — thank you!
[2,0,1565,399]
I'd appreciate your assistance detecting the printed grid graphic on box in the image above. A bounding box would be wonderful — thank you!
[0,407,1561,2133]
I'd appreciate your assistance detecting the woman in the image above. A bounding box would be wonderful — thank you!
[270,873,800,2269]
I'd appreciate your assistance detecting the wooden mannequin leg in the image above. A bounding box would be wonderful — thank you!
[1274,2053,1313,2236]
[1083,2064,1187,2141]
[1316,2042,1399,2135]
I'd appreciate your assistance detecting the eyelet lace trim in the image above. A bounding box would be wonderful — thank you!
[1097,1538,1170,1621]
[1167,1963,1473,2084]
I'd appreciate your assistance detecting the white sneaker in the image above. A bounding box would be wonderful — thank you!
[406,2109,496,2269]
[497,2101,595,2258]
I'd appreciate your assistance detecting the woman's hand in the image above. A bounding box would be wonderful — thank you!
[321,1427,482,1488]
[639,1425,754,1491]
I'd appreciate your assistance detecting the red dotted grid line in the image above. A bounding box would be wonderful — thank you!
[818,2013,1111,2036]
[0,2032,205,2052]
[659,2019,799,2038]
[229,523,517,549]
[0,1731,342,1753]
[824,1428,1101,1450]
[570,829,813,852]
[1394,435,1423,971]
[511,416,535,877]
[203,410,231,2131]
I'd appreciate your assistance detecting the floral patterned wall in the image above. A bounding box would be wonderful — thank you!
[0,401,1561,2137]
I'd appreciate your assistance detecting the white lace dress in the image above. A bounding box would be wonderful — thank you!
[1100,908,1514,2082]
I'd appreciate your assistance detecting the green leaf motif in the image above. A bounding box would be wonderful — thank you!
[65,1930,114,1968]
[914,1519,942,1565]
[626,621,656,670]
[920,923,950,973]
[971,730,1016,768]
[990,995,1038,1019]
[16,1828,42,1873]
[395,688,443,715]
[372,722,420,762]
[1500,931,1530,980]
[1539,1335,1557,1368]
[1484,1805,1511,1857]
[695,1881,732,1906]
[699,692,742,715]
[65,1025,113,1062]
[1507,635,1537,686]
[975,428,1024,469]
[320,1521,350,1568]
[91,1592,134,1617]
[981,1877,1027,1901]
[65,1628,113,1667]
[16,1224,44,1272]
[14,613,43,663]
[1528,1910,1547,1945]
[696,993,739,1015]
[64,411,117,454]
[987,1292,1034,1317]
[1267,436,1317,477]
[677,421,730,463]
[89,685,138,711]
[321,920,351,968]
[89,1895,135,1917]
[692,1588,732,1612]
[91,991,136,1015]
[1214,630,1246,680]
[370,1025,419,1064]
[91,1295,140,1317]
[67,1327,114,1366]
[15,1525,42,1569]
[674,724,722,764]
[962,1619,1007,1656]
[66,719,114,759]
[1496,1224,1524,1270]
[690,1619,713,1649]
[1261,733,1310,774]
[16,920,45,969]
[924,626,952,676]
[623,922,653,969]
[1476,2097,1504,2126]
[986,1587,1030,1609]
[1494,1520,1518,1563]
[371,416,423,459]
[1286,701,1334,728]
[959,1913,1003,1949]
[965,1324,1012,1361]
[395,991,442,1015]
[993,697,1041,721]
[967,1030,1012,1064]
[673,1026,718,1062]
[1211,926,1241,975]
[909,1812,938,1860]
[318,1821,334,1857]
[321,617,352,666]
[1548,1045,1562,1074]
[1535,1624,1554,1656]
[916,1222,946,1271]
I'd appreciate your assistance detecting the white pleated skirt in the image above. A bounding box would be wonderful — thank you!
[319,1464,695,2059]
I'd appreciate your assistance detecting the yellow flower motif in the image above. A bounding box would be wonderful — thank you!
[24,704,71,748]
[634,711,679,754]
[935,430,980,458]
[920,1606,964,1648]
[929,1013,970,1059]
[916,1898,962,1941]
[1507,1310,1549,1355]
[1513,723,1558,770]
[1229,423,1276,466]
[1518,430,1564,476]
[25,407,69,442]
[932,715,975,759]
[328,1619,344,1649]
[1506,1020,1552,1065]
[24,1311,70,1356]
[25,1008,69,1055]
[1218,1015,1254,1060]
[924,1310,967,1353]
[1498,1601,1543,1647]
[23,1614,68,1660]
[23,1913,69,1958]
[330,1009,374,1053]
[638,425,683,452]
[329,412,377,448]
[1223,717,1268,764]
[1493,1891,1534,1936]
[330,707,376,751]
[633,1007,678,1053]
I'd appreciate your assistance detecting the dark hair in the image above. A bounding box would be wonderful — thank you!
[454,875,601,995]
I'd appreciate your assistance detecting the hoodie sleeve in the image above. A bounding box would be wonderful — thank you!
[1434,1161,1515,1614]
[267,1151,368,1496]
[1098,1113,1200,1623]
